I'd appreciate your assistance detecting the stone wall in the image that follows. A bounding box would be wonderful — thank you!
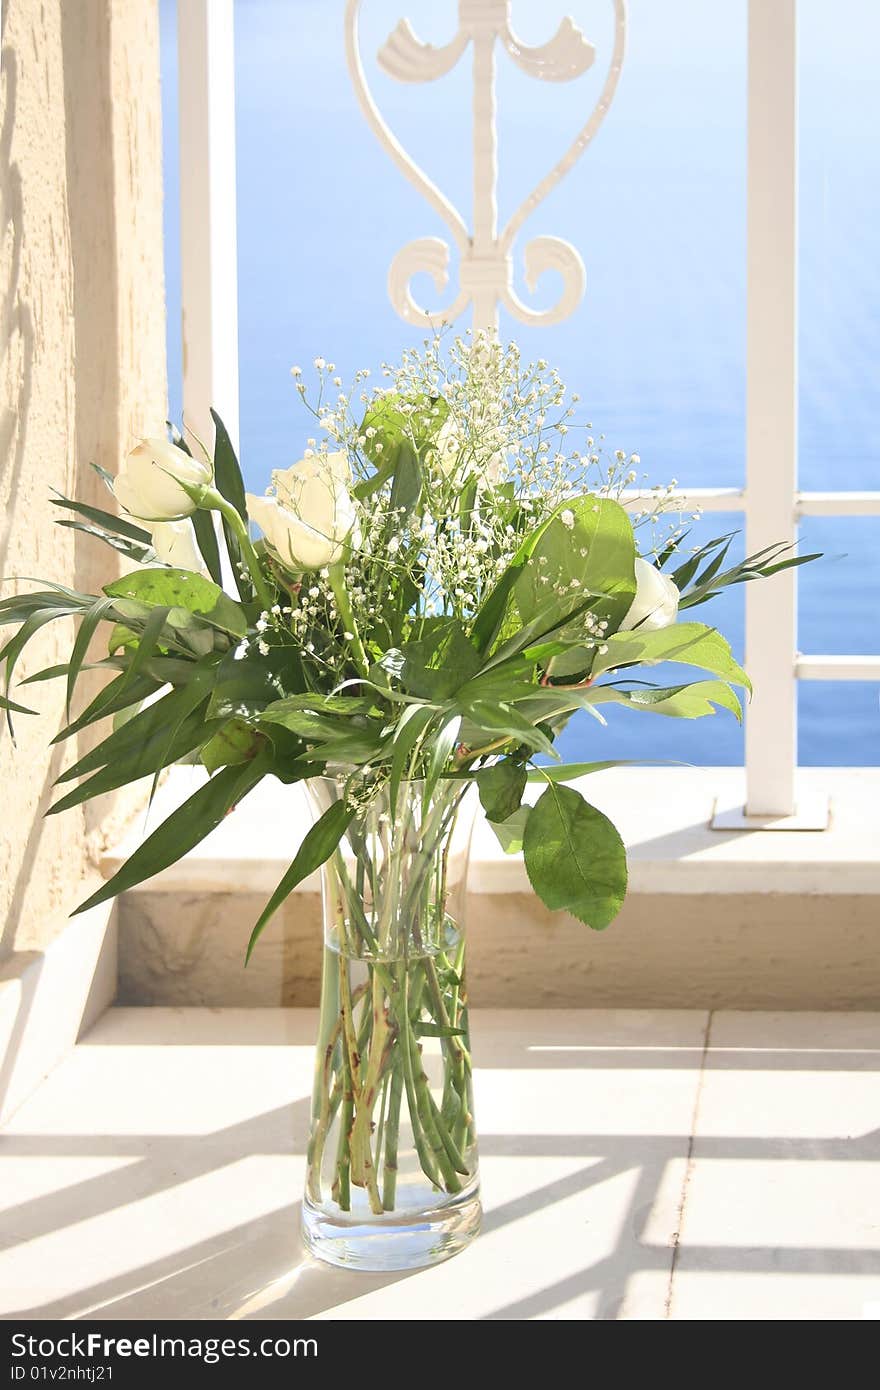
[0,0,167,959]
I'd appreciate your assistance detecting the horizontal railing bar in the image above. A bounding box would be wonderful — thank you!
[621,489,880,519]
[797,492,880,517]
[619,488,746,512]
[796,655,880,681]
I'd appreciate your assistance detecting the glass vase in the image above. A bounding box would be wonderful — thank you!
[301,774,481,1272]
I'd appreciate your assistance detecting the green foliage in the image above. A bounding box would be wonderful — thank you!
[1,340,824,954]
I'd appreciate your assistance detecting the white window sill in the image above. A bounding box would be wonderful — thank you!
[104,766,880,897]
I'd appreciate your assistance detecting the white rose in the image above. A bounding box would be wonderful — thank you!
[149,519,206,574]
[247,450,356,571]
[619,556,680,632]
[114,438,212,521]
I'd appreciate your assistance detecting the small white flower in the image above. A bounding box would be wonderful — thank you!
[257,639,270,656]
[291,366,302,377]
[560,508,575,529]
[314,357,326,370]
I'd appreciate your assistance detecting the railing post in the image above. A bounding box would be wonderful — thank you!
[744,0,798,817]
[177,0,239,452]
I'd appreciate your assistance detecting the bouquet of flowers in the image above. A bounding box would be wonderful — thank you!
[0,333,814,1268]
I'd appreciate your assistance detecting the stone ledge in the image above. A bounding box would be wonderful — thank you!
[104,766,880,898]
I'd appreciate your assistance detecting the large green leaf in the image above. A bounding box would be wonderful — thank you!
[74,752,272,915]
[523,783,628,930]
[245,798,355,962]
[590,621,751,690]
[514,497,636,636]
[104,569,246,639]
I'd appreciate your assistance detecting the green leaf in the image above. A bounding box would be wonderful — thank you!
[66,597,116,719]
[475,760,527,822]
[414,1021,466,1039]
[0,692,37,716]
[201,717,265,773]
[389,702,435,817]
[470,513,557,654]
[389,440,422,517]
[460,699,556,757]
[390,621,483,700]
[514,497,637,637]
[51,670,161,742]
[206,644,301,721]
[54,519,154,564]
[591,621,751,690]
[210,409,249,603]
[586,679,743,721]
[49,706,213,815]
[423,712,462,808]
[57,670,217,782]
[210,409,247,519]
[523,784,627,930]
[245,798,355,963]
[50,493,152,543]
[74,753,272,915]
[487,804,530,854]
[191,509,223,585]
[104,569,246,639]
[525,759,647,783]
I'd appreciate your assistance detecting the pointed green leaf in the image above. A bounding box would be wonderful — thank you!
[73,753,271,915]
[245,798,355,962]
[591,621,751,691]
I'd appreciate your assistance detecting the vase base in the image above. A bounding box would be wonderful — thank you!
[302,1186,482,1272]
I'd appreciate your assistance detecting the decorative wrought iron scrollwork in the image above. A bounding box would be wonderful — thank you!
[344,0,627,331]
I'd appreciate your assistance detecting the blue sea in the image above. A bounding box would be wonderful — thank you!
[159,0,880,767]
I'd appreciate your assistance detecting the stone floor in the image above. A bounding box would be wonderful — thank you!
[1,1008,878,1321]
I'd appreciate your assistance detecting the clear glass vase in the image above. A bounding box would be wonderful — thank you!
[301,774,481,1272]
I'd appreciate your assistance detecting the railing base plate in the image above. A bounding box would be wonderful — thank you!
[711,792,830,832]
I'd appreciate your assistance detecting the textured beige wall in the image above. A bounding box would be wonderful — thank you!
[118,888,880,1011]
[0,0,166,958]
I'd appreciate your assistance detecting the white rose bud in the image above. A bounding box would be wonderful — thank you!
[247,451,356,571]
[619,556,680,632]
[114,438,212,521]
[149,519,206,574]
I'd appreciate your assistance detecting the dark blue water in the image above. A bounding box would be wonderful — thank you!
[159,0,880,766]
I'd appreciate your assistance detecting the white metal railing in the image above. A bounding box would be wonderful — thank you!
[174,0,880,826]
